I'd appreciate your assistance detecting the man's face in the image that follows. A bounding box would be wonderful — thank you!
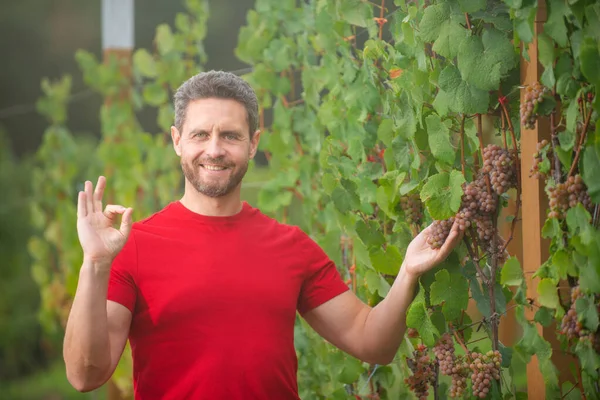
[171,98,260,198]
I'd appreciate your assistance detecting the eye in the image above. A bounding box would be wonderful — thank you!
[194,132,208,139]
[225,134,239,140]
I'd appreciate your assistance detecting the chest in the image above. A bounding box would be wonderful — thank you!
[131,226,305,332]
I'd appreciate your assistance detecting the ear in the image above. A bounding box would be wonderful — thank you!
[171,126,182,157]
[249,129,261,159]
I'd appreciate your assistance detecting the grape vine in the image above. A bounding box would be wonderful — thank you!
[27,0,600,398]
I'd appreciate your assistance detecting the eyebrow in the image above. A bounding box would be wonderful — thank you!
[187,128,245,137]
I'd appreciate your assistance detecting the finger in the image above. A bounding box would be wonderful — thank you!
[119,208,134,237]
[438,223,463,257]
[85,180,94,212]
[103,204,126,220]
[77,191,87,218]
[94,176,106,214]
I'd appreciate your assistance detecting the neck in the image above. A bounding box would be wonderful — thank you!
[179,181,243,217]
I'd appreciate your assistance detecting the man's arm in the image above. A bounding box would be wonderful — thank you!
[302,223,462,365]
[63,177,134,392]
[64,260,132,392]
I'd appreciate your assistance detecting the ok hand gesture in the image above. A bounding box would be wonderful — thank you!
[77,176,133,268]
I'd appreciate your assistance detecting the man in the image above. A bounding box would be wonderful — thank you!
[63,70,461,399]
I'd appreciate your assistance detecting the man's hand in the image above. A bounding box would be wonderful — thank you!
[77,176,133,268]
[402,221,463,279]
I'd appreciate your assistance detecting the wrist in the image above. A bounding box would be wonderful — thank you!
[399,263,420,286]
[82,256,113,275]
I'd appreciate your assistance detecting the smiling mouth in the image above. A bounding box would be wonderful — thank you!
[201,164,228,171]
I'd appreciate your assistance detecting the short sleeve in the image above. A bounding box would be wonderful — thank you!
[107,230,138,313]
[296,229,349,315]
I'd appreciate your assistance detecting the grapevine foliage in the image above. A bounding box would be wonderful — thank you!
[27,0,600,398]
[234,0,600,398]
[29,0,210,395]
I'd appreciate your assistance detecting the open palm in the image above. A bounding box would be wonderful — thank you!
[403,223,463,278]
[77,176,133,265]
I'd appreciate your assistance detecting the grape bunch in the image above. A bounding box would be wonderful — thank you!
[405,344,436,400]
[434,333,469,398]
[560,286,584,341]
[548,175,593,219]
[483,145,517,195]
[462,179,496,216]
[400,193,423,225]
[433,333,455,375]
[468,351,502,399]
[529,140,550,179]
[520,82,549,129]
[427,218,455,249]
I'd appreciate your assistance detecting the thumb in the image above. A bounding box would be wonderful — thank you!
[119,208,134,237]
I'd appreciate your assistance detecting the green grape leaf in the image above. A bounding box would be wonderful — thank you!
[458,0,486,13]
[574,340,600,376]
[575,297,599,332]
[544,0,570,47]
[541,217,563,240]
[338,357,364,384]
[356,219,386,249]
[565,204,594,245]
[339,0,373,27]
[537,278,559,309]
[432,20,470,59]
[534,307,554,327]
[156,24,175,55]
[582,137,600,203]
[420,170,465,220]
[425,114,455,165]
[369,245,403,275]
[419,3,451,42]
[365,270,391,297]
[157,104,174,132]
[377,118,394,148]
[406,285,439,347]
[580,249,600,293]
[133,49,158,78]
[429,269,469,321]
[500,256,523,286]
[392,135,412,172]
[552,249,574,280]
[331,187,357,214]
[438,65,490,114]
[143,82,168,106]
[537,33,556,68]
[457,28,516,91]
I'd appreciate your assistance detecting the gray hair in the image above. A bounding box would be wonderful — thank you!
[173,70,259,137]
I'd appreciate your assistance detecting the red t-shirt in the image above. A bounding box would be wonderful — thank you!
[107,201,348,399]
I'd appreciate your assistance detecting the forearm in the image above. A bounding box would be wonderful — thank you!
[63,259,112,390]
[360,266,419,364]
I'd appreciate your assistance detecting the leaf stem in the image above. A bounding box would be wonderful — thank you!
[465,13,472,30]
[476,114,492,194]
[460,114,466,177]
[568,103,593,177]
[452,329,470,355]
[498,89,521,189]
[577,359,587,400]
[379,0,385,40]
[463,234,489,286]
[561,381,579,399]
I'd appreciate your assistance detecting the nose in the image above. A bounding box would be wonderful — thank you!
[205,132,226,159]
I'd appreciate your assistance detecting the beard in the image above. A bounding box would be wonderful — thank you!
[181,156,249,198]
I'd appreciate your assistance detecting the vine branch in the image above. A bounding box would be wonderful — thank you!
[568,104,593,177]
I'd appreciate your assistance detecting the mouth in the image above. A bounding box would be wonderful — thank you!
[200,164,229,172]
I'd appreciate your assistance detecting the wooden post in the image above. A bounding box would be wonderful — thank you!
[521,1,576,397]
[102,0,134,98]
[102,2,134,400]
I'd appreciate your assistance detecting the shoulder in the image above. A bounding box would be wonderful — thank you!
[130,201,179,231]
